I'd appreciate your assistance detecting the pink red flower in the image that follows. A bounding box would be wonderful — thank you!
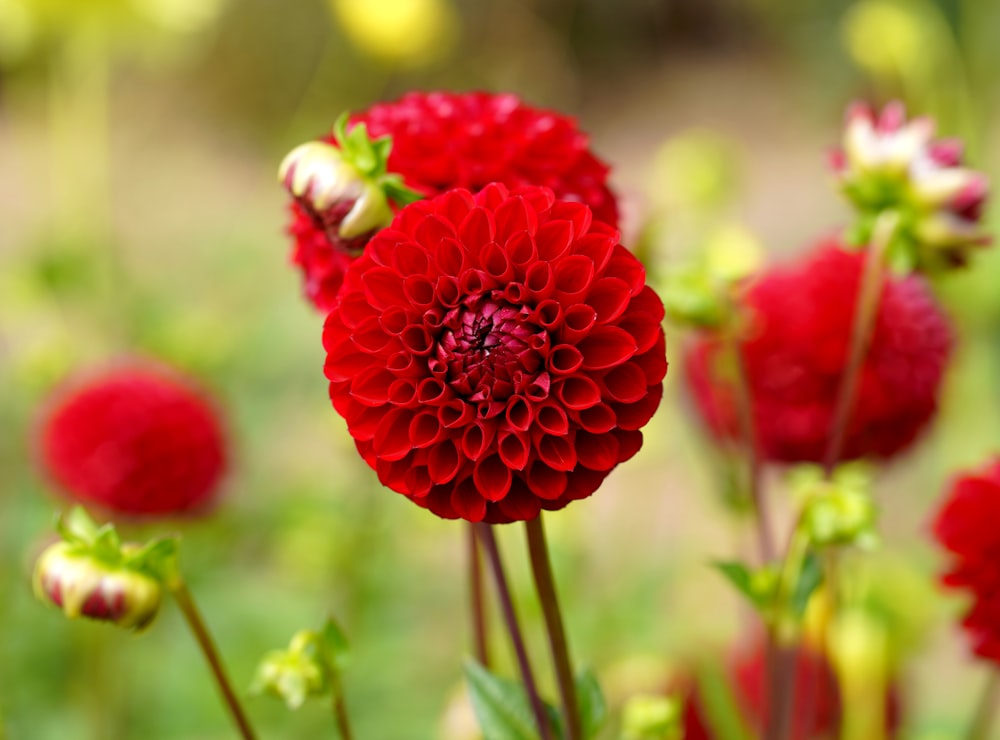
[933,458,1000,663]
[39,364,227,517]
[685,238,952,464]
[323,183,665,523]
[831,101,990,271]
[683,639,901,739]
[284,91,620,311]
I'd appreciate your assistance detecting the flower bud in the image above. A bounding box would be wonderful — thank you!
[793,465,878,549]
[621,694,682,740]
[34,541,162,630]
[251,620,349,710]
[832,101,990,271]
[279,141,393,244]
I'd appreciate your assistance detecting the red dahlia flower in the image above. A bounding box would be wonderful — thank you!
[323,183,665,523]
[39,365,227,517]
[685,239,952,464]
[285,91,619,311]
[683,639,901,739]
[933,458,1000,663]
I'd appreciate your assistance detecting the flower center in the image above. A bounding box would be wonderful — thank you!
[431,295,547,406]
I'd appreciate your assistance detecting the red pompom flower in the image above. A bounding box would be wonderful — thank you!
[285,91,620,311]
[685,239,952,464]
[39,365,228,517]
[323,183,665,523]
[933,458,1000,663]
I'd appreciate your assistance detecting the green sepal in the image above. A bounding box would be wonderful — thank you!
[463,658,562,740]
[712,560,775,612]
[574,666,607,739]
[329,110,424,208]
[52,507,180,586]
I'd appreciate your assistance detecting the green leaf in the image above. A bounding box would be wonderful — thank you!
[712,560,765,609]
[790,552,823,618]
[696,660,752,740]
[575,666,607,739]
[321,616,351,672]
[464,659,560,740]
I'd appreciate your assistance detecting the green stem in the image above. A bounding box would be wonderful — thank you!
[766,524,809,740]
[967,670,1000,740]
[475,523,553,740]
[468,523,491,668]
[331,672,354,740]
[525,515,581,740]
[168,579,257,740]
[822,212,900,475]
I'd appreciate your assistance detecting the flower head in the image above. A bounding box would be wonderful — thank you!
[933,458,1000,663]
[323,183,665,523]
[831,101,990,271]
[284,91,619,311]
[39,364,228,517]
[685,239,952,464]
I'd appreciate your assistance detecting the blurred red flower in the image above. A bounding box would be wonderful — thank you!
[685,239,952,463]
[39,365,227,517]
[683,639,901,739]
[323,183,665,523]
[286,91,619,312]
[933,458,1000,663]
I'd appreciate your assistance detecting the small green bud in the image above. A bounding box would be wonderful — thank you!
[251,619,349,710]
[793,465,879,549]
[251,638,329,710]
[621,694,682,740]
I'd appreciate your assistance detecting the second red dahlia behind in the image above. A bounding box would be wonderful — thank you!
[323,183,665,523]
[285,91,620,311]
[38,364,228,517]
[685,239,952,464]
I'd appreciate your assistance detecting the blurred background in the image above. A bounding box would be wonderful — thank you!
[2,0,1000,737]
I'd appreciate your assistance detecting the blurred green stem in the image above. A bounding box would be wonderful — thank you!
[767,522,809,740]
[968,670,1000,740]
[822,211,899,474]
[168,578,257,740]
[331,671,353,740]
[723,326,774,564]
[468,523,491,668]
[525,515,580,740]
[475,523,553,740]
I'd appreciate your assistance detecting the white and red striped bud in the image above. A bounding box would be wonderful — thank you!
[34,541,163,631]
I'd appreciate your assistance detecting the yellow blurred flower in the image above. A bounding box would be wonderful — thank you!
[328,0,457,65]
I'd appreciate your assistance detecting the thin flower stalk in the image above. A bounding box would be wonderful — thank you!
[475,523,553,740]
[168,578,257,740]
[525,515,581,740]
